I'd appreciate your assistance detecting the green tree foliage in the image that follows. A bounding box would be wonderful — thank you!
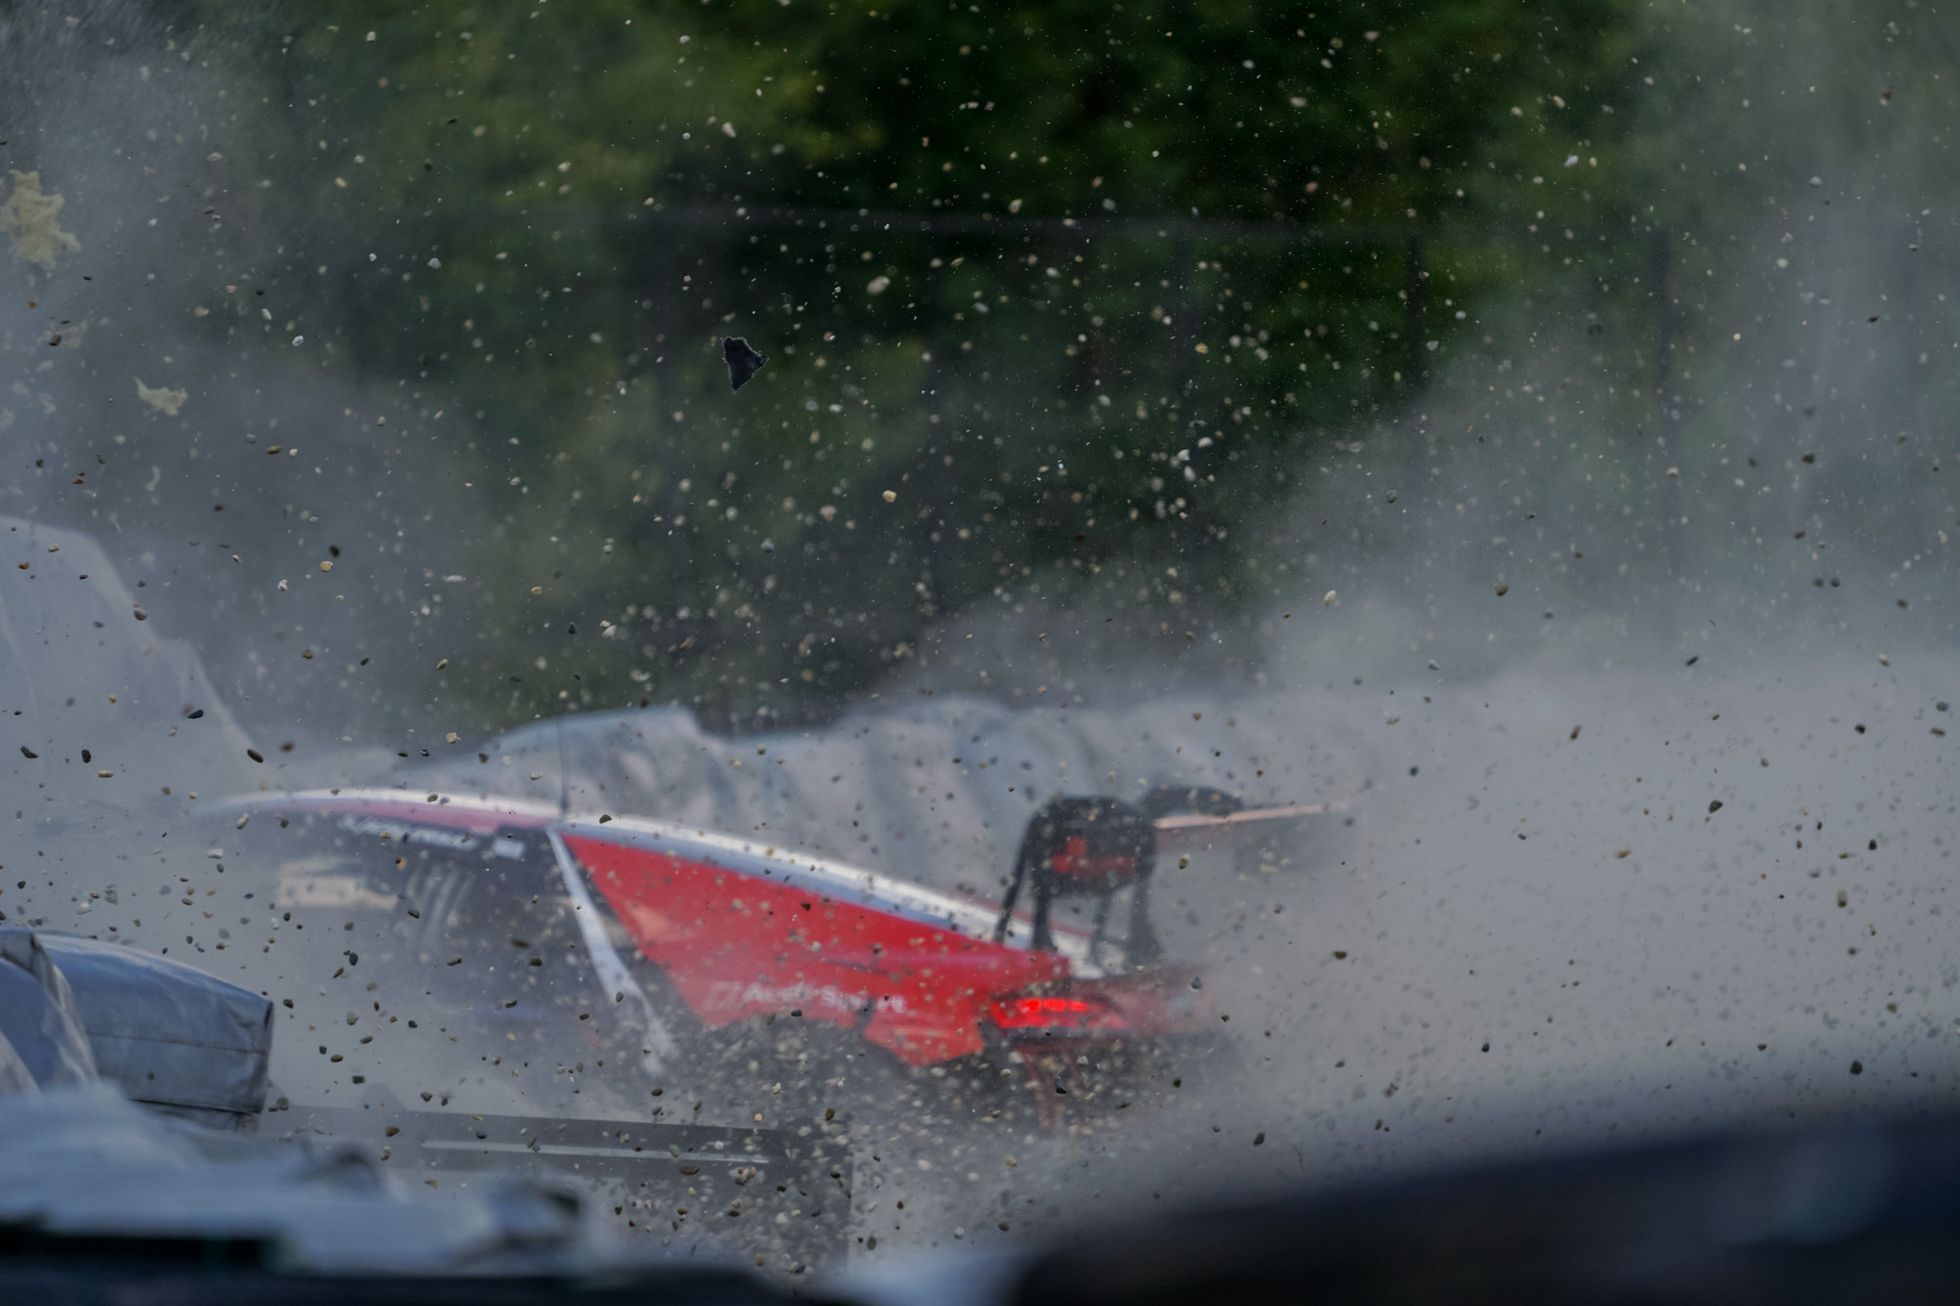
[202,2,1672,723]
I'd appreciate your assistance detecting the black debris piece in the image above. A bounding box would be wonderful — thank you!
[722,336,767,391]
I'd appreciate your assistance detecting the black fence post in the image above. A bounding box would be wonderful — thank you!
[1168,224,1210,575]
[1402,231,1428,391]
[1648,227,1678,435]
[1647,226,1687,573]
[1401,231,1432,493]
[637,223,696,619]
[917,242,953,616]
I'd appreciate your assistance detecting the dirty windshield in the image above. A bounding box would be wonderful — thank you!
[2,0,1957,1287]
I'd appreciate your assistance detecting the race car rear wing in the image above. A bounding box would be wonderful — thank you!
[992,787,1351,965]
[1148,798,1353,854]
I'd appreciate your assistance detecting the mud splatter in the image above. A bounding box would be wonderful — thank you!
[0,171,81,272]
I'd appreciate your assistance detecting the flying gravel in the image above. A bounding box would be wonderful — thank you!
[721,336,766,392]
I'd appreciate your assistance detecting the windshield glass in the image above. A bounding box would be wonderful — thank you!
[4,0,1956,1285]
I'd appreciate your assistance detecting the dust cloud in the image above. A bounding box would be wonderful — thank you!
[3,0,1959,1272]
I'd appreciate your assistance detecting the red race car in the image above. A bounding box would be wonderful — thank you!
[213,782,1333,1135]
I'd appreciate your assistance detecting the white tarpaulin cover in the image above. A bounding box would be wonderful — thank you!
[0,925,269,1127]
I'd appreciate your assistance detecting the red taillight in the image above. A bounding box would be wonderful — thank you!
[989,993,1124,1031]
[1046,835,1139,882]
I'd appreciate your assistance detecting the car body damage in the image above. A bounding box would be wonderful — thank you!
[214,785,1321,1128]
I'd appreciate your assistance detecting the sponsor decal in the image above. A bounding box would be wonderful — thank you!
[337,814,480,852]
[275,868,399,912]
[702,978,909,1016]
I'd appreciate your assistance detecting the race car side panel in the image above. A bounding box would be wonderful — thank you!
[565,833,1069,1066]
